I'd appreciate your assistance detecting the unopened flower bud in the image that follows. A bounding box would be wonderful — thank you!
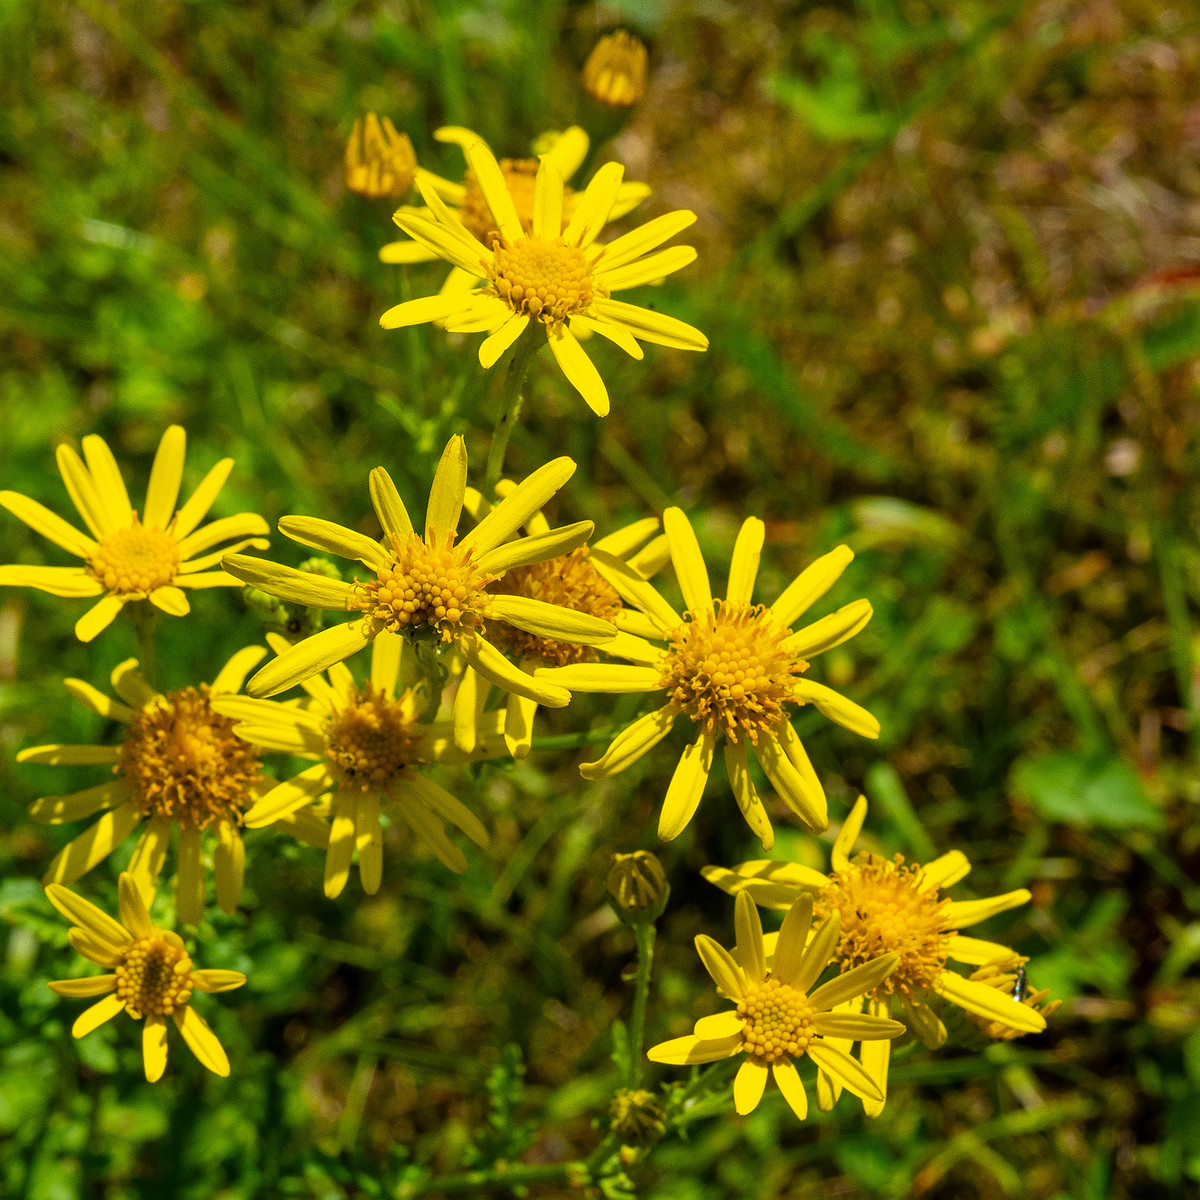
[607,851,668,923]
[344,114,417,199]
[582,31,648,108]
[610,1088,666,1144]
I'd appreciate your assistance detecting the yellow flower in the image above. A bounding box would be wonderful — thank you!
[452,481,668,758]
[19,646,316,925]
[647,890,904,1121]
[967,954,1062,1039]
[211,631,506,898]
[46,873,246,1081]
[702,795,1046,1115]
[378,125,650,295]
[582,31,649,107]
[536,508,878,845]
[378,141,707,417]
[0,426,268,642]
[221,435,615,704]
[344,113,418,199]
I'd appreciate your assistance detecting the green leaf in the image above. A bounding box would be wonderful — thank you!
[1009,752,1163,830]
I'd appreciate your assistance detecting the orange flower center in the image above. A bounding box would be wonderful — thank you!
[659,601,805,743]
[116,930,193,1017]
[737,978,815,1063]
[486,546,622,666]
[817,853,952,1000]
[117,685,262,830]
[458,158,576,243]
[489,237,597,323]
[351,533,494,643]
[89,517,179,595]
[324,682,422,789]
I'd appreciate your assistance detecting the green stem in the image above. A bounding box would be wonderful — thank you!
[482,336,538,499]
[130,602,159,691]
[628,922,655,1089]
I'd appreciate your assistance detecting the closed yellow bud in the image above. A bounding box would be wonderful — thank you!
[344,113,417,199]
[607,850,668,922]
[582,31,648,107]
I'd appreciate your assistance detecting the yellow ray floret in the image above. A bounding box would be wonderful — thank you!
[702,794,1046,1116]
[211,631,506,898]
[221,435,614,702]
[19,647,314,926]
[647,891,904,1122]
[378,141,706,417]
[0,425,268,642]
[535,508,878,846]
[46,873,246,1081]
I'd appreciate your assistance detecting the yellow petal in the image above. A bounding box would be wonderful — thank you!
[0,565,103,597]
[793,680,879,738]
[466,140,526,245]
[601,630,665,666]
[772,1058,808,1120]
[176,569,254,590]
[475,520,594,576]
[28,781,130,825]
[770,894,814,986]
[174,458,234,540]
[396,790,468,873]
[933,970,1046,1033]
[460,634,571,708]
[860,999,894,1117]
[531,156,564,240]
[426,435,468,542]
[370,630,404,696]
[379,237,440,263]
[72,993,126,1039]
[700,861,825,911]
[587,548,680,631]
[244,763,335,828]
[587,297,708,351]
[692,1011,745,1039]
[355,791,383,894]
[544,125,589,180]
[734,889,766,984]
[127,815,171,897]
[832,794,869,872]
[548,325,609,416]
[919,850,971,892]
[486,594,614,645]
[733,1058,768,1115]
[190,969,247,993]
[176,822,205,926]
[277,516,389,571]
[0,490,95,557]
[18,742,118,766]
[62,678,135,722]
[275,805,331,850]
[569,314,643,360]
[214,820,244,913]
[942,889,1031,929]
[68,927,123,967]
[806,1040,883,1103]
[177,513,271,562]
[81,435,132,525]
[695,933,746,999]
[403,774,490,847]
[724,740,773,851]
[460,456,577,557]
[143,1014,169,1082]
[55,443,113,538]
[45,882,132,946]
[770,545,855,629]
[809,953,900,1012]
[598,213,697,271]
[592,516,661,559]
[787,599,873,661]
[220,554,354,609]
[143,425,186,530]
[324,793,357,897]
[562,161,624,248]
[902,997,947,1049]
[794,912,842,994]
[945,936,1014,965]
[504,691,537,759]
[579,704,677,779]
[663,507,712,614]
[43,801,143,886]
[452,663,486,753]
[379,292,474,330]
[149,586,189,617]
[812,1012,905,1041]
[49,975,117,998]
[646,1032,743,1065]
[247,620,373,698]
[368,467,414,542]
[117,872,153,938]
[74,594,126,642]
[754,731,827,832]
[657,731,715,841]
[479,313,530,369]
[210,645,269,696]
[173,1005,230,1076]
[596,244,697,292]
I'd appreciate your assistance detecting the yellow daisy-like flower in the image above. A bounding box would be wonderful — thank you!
[46,873,245,1081]
[221,435,614,704]
[378,140,707,417]
[702,794,1046,1115]
[452,480,669,758]
[582,30,650,107]
[647,890,904,1121]
[211,631,505,898]
[18,646,325,925]
[0,426,268,642]
[535,508,878,845]
[378,125,650,293]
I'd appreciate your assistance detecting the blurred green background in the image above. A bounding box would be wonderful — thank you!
[2,0,1200,1196]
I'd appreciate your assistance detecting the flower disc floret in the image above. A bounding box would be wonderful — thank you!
[116,931,193,1017]
[489,236,598,323]
[660,601,805,744]
[325,683,423,789]
[89,517,181,595]
[738,978,816,1063]
[353,534,494,642]
[117,684,263,830]
[817,853,952,1000]
[487,546,622,666]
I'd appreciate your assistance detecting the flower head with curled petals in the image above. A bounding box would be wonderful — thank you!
[379,140,706,418]
[0,425,268,642]
[647,891,904,1122]
[46,873,246,1081]
[702,794,1048,1115]
[221,436,616,708]
[211,631,508,899]
[19,646,274,926]
[535,507,879,847]
[582,30,649,107]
